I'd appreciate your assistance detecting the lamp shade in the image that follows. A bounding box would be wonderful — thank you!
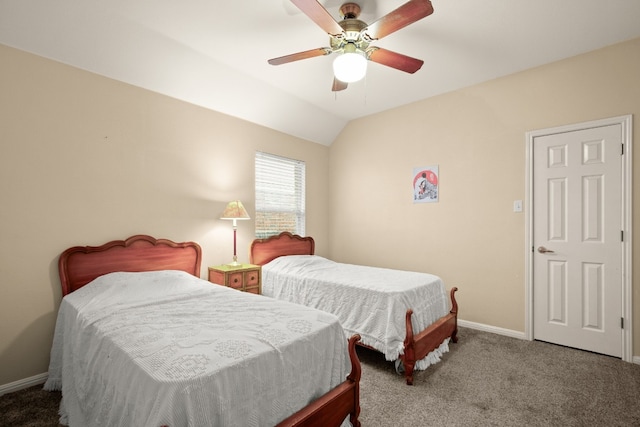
[333,43,367,83]
[221,200,250,220]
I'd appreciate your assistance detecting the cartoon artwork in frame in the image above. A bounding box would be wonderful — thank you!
[413,165,439,203]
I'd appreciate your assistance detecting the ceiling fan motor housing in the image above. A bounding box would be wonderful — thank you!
[332,3,370,52]
[339,2,361,19]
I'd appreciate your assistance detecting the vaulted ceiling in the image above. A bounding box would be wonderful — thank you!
[1,0,639,145]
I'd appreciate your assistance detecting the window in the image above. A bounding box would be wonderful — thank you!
[255,152,306,239]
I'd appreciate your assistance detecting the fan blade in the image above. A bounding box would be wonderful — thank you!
[365,0,434,40]
[368,48,424,73]
[268,48,331,65]
[291,0,344,36]
[332,78,348,92]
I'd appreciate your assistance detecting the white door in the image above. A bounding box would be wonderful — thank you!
[532,124,622,357]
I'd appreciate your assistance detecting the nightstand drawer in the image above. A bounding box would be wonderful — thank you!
[227,272,244,289]
[245,270,259,286]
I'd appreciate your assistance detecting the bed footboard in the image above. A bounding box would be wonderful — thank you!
[277,334,362,427]
[400,287,458,385]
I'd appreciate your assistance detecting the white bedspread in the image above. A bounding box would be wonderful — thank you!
[44,270,349,427]
[262,255,450,370]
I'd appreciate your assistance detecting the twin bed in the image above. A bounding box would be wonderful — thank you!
[44,235,361,427]
[250,232,459,386]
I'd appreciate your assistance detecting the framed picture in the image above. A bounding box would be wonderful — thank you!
[413,165,439,203]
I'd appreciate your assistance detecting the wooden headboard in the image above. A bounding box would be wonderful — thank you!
[58,235,202,296]
[249,232,315,266]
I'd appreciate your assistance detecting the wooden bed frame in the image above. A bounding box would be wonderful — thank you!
[250,231,459,386]
[58,234,361,427]
[58,234,202,296]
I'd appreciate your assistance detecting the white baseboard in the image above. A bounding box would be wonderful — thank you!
[459,320,640,365]
[0,372,48,396]
[458,319,527,341]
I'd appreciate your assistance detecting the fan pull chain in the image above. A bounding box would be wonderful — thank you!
[364,74,368,106]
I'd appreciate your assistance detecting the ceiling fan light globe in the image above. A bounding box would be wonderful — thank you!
[333,50,367,83]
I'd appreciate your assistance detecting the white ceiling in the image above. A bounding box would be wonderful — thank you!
[1,0,640,145]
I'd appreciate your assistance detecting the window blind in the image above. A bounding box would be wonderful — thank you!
[255,151,306,239]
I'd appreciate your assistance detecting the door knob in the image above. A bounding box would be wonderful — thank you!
[538,246,555,254]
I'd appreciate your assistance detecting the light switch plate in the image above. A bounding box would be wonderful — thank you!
[513,200,523,212]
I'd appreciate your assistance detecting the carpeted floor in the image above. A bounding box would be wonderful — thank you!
[2,327,639,426]
[0,384,60,427]
[357,327,640,426]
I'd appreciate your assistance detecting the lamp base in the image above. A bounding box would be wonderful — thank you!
[227,255,241,267]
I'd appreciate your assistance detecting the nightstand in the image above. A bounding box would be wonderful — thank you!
[208,264,261,294]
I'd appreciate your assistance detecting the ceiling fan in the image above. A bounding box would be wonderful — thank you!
[268,0,434,92]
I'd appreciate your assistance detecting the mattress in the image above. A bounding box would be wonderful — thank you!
[44,270,349,426]
[262,255,451,370]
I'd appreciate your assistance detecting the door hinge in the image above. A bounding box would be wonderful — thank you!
[621,317,624,329]
[621,230,624,242]
[621,143,624,155]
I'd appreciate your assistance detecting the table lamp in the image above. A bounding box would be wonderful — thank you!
[220,200,250,266]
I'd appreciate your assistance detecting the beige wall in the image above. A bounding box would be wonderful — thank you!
[0,44,330,386]
[329,38,640,354]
